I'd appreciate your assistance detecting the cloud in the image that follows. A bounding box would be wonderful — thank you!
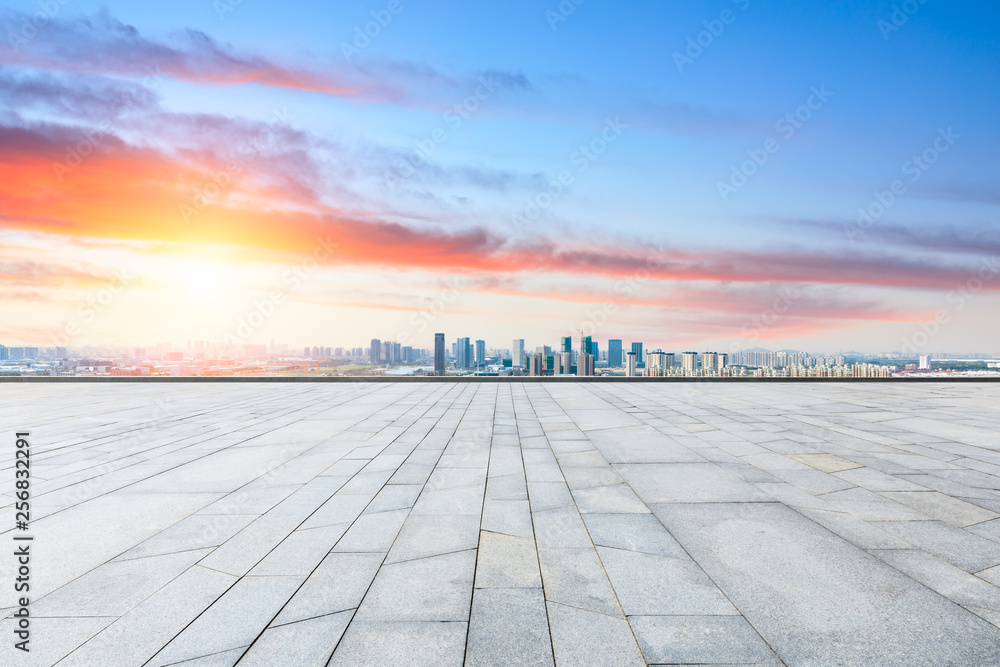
[0,10,535,107]
[0,10,360,96]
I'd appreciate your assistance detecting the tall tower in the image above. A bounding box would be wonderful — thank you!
[512,339,525,368]
[434,334,446,375]
[608,339,623,367]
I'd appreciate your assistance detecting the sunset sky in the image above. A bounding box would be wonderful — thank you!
[1,0,998,353]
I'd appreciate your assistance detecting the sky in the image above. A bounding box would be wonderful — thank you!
[1,0,998,354]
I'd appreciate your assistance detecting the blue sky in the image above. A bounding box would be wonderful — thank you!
[1,0,998,352]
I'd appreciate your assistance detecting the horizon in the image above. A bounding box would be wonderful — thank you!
[2,1,998,353]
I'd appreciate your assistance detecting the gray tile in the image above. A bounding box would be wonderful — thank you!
[871,549,1000,611]
[273,552,383,625]
[385,514,480,563]
[582,513,687,557]
[880,491,998,528]
[481,498,534,539]
[538,548,623,617]
[353,549,476,622]
[616,463,774,504]
[873,520,1000,572]
[475,531,542,589]
[150,575,303,666]
[655,502,1000,665]
[238,611,352,666]
[630,615,779,665]
[329,621,467,667]
[570,483,650,514]
[32,549,210,618]
[466,589,553,666]
[596,546,736,615]
[331,508,409,553]
[546,601,645,667]
[54,565,237,667]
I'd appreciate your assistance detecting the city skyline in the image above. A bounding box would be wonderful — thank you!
[1,2,998,352]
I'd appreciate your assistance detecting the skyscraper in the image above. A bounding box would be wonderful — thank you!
[456,337,471,368]
[631,342,644,367]
[512,339,525,368]
[608,339,623,367]
[529,347,545,376]
[475,339,486,368]
[577,353,595,376]
[581,335,592,359]
[626,351,637,377]
[682,352,698,375]
[370,339,382,364]
[561,336,572,354]
[434,334,445,375]
[702,352,719,375]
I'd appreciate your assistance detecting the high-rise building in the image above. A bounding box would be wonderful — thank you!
[702,352,720,375]
[631,342,644,367]
[512,339,525,368]
[529,347,545,376]
[369,339,382,364]
[475,339,486,368]
[456,337,471,369]
[577,353,595,376]
[561,336,573,354]
[626,351,637,377]
[608,339,623,367]
[0,345,8,361]
[434,334,446,375]
[646,351,674,375]
[581,335,592,358]
[402,346,413,363]
[919,354,932,370]
[682,352,698,375]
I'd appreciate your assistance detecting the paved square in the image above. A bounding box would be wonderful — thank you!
[3,381,1000,665]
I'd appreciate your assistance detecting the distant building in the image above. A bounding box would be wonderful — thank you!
[577,352,595,376]
[434,334,446,375]
[626,351,638,377]
[919,354,932,370]
[456,337,472,369]
[608,339,623,367]
[475,339,486,368]
[529,348,545,376]
[561,336,573,354]
[682,352,698,375]
[646,351,674,376]
[631,342,644,367]
[702,352,720,375]
[370,339,382,364]
[512,339,525,368]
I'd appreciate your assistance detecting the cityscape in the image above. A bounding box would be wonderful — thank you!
[3,337,998,378]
